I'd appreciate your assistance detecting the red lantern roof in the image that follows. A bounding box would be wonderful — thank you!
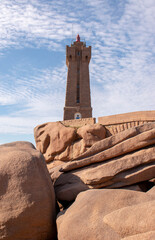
[76,34,80,42]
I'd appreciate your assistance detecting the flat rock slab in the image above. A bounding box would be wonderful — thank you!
[54,145,155,202]
[75,122,155,160]
[61,124,155,172]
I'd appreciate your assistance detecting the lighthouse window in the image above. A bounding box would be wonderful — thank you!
[77,85,80,103]
[74,113,82,119]
[85,56,88,60]
[69,55,72,59]
[77,51,80,56]
[77,68,80,103]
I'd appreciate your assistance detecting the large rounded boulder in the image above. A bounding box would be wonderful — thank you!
[57,188,155,240]
[0,141,56,240]
[34,122,76,163]
[77,123,106,147]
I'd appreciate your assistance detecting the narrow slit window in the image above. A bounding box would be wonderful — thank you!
[77,84,80,103]
[77,68,80,103]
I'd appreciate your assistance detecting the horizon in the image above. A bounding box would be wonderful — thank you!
[0,0,155,145]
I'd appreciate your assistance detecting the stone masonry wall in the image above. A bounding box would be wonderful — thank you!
[98,111,155,137]
[60,117,96,127]
[61,111,155,136]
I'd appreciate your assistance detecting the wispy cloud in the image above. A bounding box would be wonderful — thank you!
[88,0,155,118]
[0,0,84,51]
[0,63,66,130]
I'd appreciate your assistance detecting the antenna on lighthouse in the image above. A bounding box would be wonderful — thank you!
[71,24,74,44]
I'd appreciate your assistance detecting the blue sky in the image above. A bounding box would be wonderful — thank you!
[0,0,155,145]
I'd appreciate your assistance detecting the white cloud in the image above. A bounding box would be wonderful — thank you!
[87,0,155,119]
[0,63,67,105]
[0,63,67,134]
[0,0,72,50]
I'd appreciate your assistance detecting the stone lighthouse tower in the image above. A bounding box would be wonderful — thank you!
[63,34,92,120]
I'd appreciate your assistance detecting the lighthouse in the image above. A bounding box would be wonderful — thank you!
[63,34,92,120]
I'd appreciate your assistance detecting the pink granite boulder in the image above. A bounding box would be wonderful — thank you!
[0,141,57,240]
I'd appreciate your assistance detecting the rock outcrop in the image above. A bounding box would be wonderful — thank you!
[34,122,77,163]
[33,120,155,239]
[53,146,155,202]
[77,123,106,146]
[34,122,106,167]
[1,112,155,239]
[57,187,155,240]
[0,141,57,240]
[49,122,155,202]
[61,123,155,171]
[0,120,154,240]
